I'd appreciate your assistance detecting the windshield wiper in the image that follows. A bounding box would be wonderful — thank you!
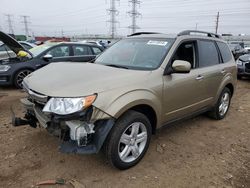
[105,64,129,69]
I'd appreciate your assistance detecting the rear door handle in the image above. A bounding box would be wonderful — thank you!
[196,75,204,80]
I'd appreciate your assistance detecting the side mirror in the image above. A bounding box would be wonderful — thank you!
[43,54,53,61]
[17,50,29,58]
[172,60,191,73]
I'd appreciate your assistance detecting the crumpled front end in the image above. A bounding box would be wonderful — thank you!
[12,86,115,154]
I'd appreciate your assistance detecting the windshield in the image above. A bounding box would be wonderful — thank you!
[95,38,174,70]
[29,43,58,57]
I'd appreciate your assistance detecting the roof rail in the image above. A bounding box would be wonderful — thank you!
[128,32,161,37]
[178,30,221,39]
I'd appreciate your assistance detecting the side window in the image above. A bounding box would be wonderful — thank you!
[0,44,11,52]
[217,42,232,63]
[73,45,91,56]
[47,46,70,58]
[172,41,196,69]
[199,40,219,67]
[92,47,102,55]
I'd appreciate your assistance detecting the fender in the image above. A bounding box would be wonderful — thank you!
[213,73,236,105]
[94,89,162,127]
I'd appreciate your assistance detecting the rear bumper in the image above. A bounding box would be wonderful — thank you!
[12,98,115,154]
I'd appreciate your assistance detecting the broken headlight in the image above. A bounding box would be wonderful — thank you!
[42,95,96,115]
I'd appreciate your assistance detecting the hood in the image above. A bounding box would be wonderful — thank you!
[239,54,250,62]
[0,31,30,55]
[24,63,151,97]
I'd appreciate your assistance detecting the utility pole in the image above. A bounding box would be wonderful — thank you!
[195,23,198,30]
[107,0,119,39]
[61,29,64,37]
[20,15,30,39]
[5,14,14,35]
[128,0,141,34]
[215,11,220,34]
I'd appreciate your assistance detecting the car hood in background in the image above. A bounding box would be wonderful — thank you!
[24,62,150,97]
[239,54,250,62]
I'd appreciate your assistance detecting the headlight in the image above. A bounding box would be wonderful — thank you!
[0,65,11,72]
[42,95,97,115]
[236,59,243,66]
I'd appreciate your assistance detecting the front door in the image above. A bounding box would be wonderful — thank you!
[162,40,208,122]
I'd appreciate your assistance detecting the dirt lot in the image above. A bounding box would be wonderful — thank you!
[0,80,250,188]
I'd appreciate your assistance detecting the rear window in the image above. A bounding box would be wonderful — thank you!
[199,40,220,67]
[217,42,232,63]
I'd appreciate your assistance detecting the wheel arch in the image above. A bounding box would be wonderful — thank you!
[12,67,35,85]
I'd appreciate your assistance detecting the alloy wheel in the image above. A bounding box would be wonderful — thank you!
[118,122,148,163]
[16,70,32,88]
[219,92,230,117]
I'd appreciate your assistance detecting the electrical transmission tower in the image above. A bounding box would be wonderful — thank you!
[128,0,141,34]
[215,11,220,34]
[20,15,30,39]
[5,14,14,35]
[107,0,119,39]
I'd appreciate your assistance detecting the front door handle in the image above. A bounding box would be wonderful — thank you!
[196,75,204,80]
[221,69,226,74]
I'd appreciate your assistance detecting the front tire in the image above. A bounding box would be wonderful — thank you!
[13,69,32,89]
[208,87,232,120]
[104,110,152,170]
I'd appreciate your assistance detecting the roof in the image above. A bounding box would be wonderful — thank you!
[127,30,226,42]
[57,42,103,48]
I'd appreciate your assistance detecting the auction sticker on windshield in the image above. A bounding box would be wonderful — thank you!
[147,40,168,46]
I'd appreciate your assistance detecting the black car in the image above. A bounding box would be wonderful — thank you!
[0,31,104,88]
[236,54,250,79]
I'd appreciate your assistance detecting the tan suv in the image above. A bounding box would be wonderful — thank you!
[13,30,237,169]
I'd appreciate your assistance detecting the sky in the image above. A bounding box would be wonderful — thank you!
[0,0,249,37]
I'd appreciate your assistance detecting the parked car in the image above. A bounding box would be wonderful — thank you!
[19,41,36,50]
[13,30,236,169]
[0,31,104,88]
[228,43,247,60]
[236,54,250,79]
[244,44,250,52]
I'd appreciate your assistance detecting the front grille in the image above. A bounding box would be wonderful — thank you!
[245,63,250,69]
[245,63,250,73]
[27,89,48,106]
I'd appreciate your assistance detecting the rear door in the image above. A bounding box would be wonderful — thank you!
[71,44,96,62]
[196,40,225,102]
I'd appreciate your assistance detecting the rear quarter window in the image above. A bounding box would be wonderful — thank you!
[217,42,232,63]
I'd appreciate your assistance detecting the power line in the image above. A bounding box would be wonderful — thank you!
[128,0,141,34]
[107,0,119,38]
[5,14,14,35]
[20,15,31,39]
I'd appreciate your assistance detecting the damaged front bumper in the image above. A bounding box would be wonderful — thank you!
[12,97,115,154]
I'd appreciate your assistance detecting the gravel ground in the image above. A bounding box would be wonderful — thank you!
[0,80,250,188]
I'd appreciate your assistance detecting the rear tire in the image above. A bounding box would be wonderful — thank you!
[208,87,231,120]
[13,69,32,89]
[104,110,152,170]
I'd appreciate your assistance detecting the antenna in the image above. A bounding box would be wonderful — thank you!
[128,0,141,34]
[107,0,119,38]
[5,14,14,35]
